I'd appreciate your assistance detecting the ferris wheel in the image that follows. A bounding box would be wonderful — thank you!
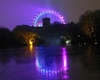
[33,10,66,27]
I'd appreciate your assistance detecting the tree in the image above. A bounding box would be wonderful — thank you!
[79,10,95,43]
[13,25,38,45]
[0,27,14,48]
[95,10,100,30]
[95,10,100,43]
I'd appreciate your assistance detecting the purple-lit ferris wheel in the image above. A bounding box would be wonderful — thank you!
[33,10,66,27]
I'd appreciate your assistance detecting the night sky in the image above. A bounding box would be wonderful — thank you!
[0,0,100,30]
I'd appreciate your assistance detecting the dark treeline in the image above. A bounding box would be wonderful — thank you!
[0,27,24,48]
[78,10,100,44]
[0,9,100,48]
[0,25,45,49]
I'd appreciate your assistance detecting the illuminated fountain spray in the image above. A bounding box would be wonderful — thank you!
[33,10,66,27]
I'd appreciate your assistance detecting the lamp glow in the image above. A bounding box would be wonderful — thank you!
[29,40,33,46]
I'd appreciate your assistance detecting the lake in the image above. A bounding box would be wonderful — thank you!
[0,45,100,80]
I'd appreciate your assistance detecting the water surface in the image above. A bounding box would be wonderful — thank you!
[0,45,100,80]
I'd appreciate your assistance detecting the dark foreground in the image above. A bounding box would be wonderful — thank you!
[0,45,100,80]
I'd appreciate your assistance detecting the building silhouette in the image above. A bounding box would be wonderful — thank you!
[42,18,50,27]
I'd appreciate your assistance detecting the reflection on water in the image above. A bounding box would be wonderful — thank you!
[82,45,96,69]
[0,45,100,80]
[62,47,68,71]
[35,47,68,79]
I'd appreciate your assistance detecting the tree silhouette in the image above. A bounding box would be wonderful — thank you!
[13,25,38,45]
[79,10,96,44]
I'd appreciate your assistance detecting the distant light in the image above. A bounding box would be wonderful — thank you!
[62,20,64,21]
[51,10,53,12]
[61,17,64,19]
[84,43,86,45]
[78,35,80,37]
[66,40,70,44]
[95,42,97,45]
[65,40,71,44]
[29,40,33,46]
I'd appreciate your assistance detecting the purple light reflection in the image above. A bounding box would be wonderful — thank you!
[62,47,68,71]
[35,47,68,77]
[35,56,61,74]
